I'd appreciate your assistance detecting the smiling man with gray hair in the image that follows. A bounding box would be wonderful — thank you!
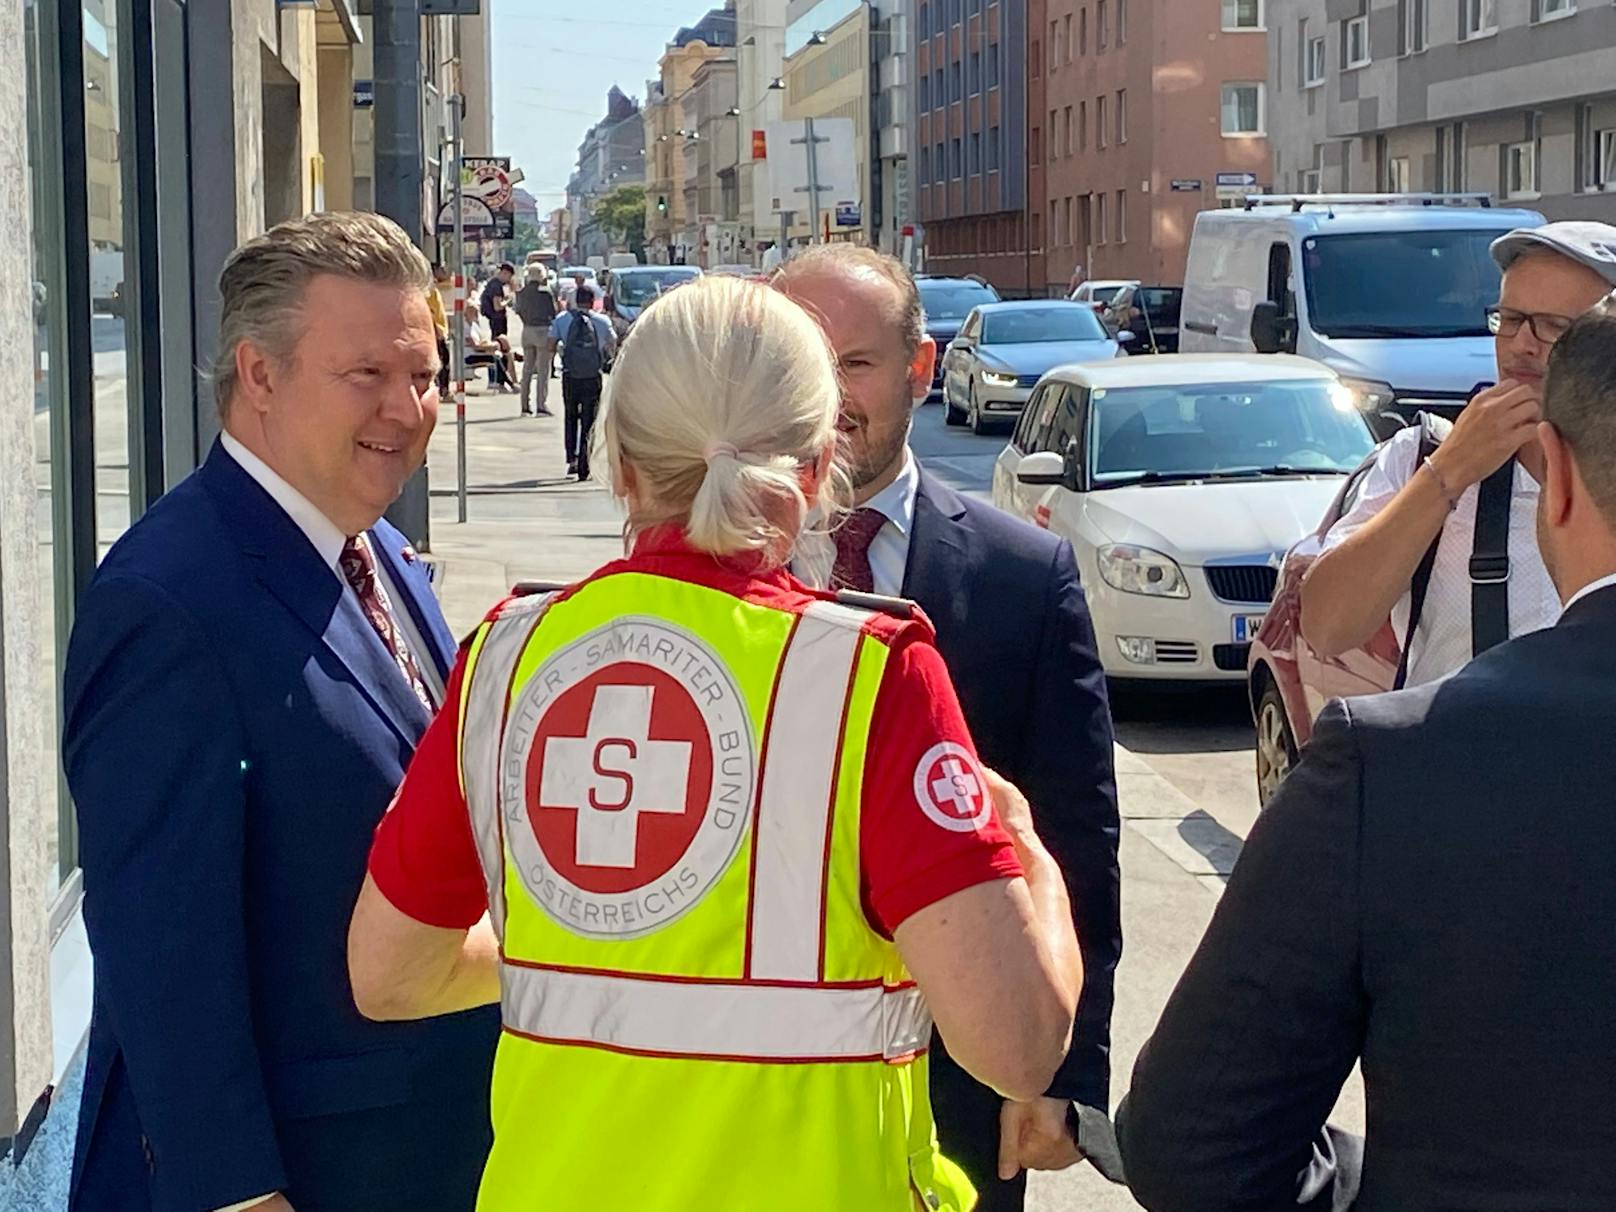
[63,211,498,1212]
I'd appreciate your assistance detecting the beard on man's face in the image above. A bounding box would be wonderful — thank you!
[840,390,913,491]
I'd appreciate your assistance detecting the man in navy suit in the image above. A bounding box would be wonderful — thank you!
[63,212,498,1212]
[778,247,1121,1209]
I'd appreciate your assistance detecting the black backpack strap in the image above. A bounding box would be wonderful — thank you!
[1393,414,1446,691]
[1470,458,1514,656]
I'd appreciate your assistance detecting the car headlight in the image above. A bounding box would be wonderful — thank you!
[1096,544,1190,598]
[981,369,1019,387]
[1337,377,1397,415]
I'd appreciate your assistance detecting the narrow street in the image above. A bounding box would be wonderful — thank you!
[424,375,1365,1211]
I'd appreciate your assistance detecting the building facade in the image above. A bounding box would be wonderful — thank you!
[913,0,1034,291]
[566,87,647,262]
[1269,0,1616,220]
[1041,0,1271,291]
[645,10,737,263]
[783,0,875,245]
[681,57,740,263]
[737,0,789,259]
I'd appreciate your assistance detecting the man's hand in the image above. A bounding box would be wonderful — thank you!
[259,1197,295,1212]
[999,1097,1083,1179]
[1428,380,1541,490]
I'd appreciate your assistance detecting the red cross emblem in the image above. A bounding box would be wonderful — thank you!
[527,664,714,895]
[912,742,992,832]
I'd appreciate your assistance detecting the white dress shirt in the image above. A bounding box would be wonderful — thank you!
[859,449,921,598]
[219,433,441,704]
[1565,571,1616,613]
[1320,422,1561,687]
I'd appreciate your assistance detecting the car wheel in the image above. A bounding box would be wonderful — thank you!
[943,380,965,426]
[1254,677,1298,807]
[969,385,990,435]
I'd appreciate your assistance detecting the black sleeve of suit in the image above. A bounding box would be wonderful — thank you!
[64,576,286,1211]
[1116,699,1368,1212]
[1021,538,1122,1109]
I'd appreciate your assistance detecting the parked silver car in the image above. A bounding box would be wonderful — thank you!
[940,301,1122,433]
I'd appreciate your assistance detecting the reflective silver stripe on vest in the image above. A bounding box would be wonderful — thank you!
[746,600,869,981]
[462,594,557,937]
[502,963,930,1062]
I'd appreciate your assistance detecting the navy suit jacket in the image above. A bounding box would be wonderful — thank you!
[63,442,499,1212]
[904,469,1121,1108]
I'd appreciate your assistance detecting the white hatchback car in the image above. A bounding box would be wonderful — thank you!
[991,354,1377,683]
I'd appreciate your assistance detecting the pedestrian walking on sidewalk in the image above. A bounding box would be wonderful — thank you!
[347,273,1083,1212]
[512,276,557,416]
[481,261,515,342]
[63,211,496,1212]
[547,284,615,480]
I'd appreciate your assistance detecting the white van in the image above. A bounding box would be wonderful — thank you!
[1179,194,1544,435]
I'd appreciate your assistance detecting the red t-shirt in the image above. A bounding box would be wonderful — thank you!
[369,536,1022,937]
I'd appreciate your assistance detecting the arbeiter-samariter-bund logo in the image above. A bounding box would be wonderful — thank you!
[499,617,758,939]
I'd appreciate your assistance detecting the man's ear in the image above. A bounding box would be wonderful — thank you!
[235,339,279,416]
[910,335,937,404]
[1537,420,1576,531]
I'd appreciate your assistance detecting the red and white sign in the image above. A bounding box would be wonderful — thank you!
[912,742,992,833]
[500,619,756,938]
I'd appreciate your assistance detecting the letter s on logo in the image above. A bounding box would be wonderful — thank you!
[589,739,636,811]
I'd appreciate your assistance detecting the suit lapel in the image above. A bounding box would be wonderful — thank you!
[368,527,457,678]
[198,443,432,746]
[902,466,972,615]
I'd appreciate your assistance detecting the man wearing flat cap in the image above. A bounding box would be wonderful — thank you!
[1300,220,1616,687]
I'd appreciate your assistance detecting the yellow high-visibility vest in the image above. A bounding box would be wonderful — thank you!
[457,568,977,1211]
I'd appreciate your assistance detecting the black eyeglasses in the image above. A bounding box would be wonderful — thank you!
[1485,306,1577,343]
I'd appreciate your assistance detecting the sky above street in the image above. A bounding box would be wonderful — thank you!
[493,1,715,216]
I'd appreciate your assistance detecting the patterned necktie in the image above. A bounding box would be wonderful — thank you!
[339,535,433,711]
[831,507,889,594]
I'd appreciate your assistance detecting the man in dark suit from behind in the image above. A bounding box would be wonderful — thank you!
[776,245,1121,1208]
[1117,296,1616,1211]
[63,212,498,1212]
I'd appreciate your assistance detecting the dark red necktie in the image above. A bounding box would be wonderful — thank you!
[831,508,889,594]
[339,535,433,711]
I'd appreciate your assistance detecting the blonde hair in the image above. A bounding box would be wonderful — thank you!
[594,275,844,564]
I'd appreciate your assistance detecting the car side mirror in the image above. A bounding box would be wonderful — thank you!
[1251,301,1297,354]
[1016,450,1069,488]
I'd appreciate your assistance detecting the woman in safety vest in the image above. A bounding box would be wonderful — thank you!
[348,274,1083,1211]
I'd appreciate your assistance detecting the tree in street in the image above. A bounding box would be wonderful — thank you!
[592,185,647,260]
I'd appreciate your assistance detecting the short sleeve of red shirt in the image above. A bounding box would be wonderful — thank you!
[860,630,1024,935]
[367,654,491,929]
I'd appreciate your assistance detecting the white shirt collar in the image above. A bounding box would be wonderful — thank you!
[861,448,919,535]
[1565,571,1616,613]
[220,431,349,569]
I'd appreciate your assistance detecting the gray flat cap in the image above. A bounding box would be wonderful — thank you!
[1490,220,1616,287]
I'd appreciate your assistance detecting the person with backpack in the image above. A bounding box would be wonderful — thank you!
[546,284,616,481]
[1301,221,1616,687]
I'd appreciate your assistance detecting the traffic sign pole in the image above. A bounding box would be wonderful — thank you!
[452,94,468,525]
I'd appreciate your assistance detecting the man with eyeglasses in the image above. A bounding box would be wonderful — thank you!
[1302,221,1616,687]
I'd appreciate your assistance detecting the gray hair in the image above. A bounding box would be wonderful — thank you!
[211,211,432,414]
[772,243,926,356]
[1543,293,1616,521]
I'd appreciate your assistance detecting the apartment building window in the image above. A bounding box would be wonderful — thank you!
[1049,109,1059,157]
[934,68,944,104]
[970,132,981,174]
[1386,156,1410,192]
[919,146,930,184]
[1118,0,1128,43]
[1504,140,1538,198]
[1063,15,1073,62]
[1031,39,1041,77]
[1065,197,1075,247]
[1400,0,1428,53]
[1221,83,1265,135]
[1461,0,1497,39]
[1098,0,1109,49]
[988,125,1001,170]
[935,141,946,182]
[1597,129,1616,190]
[1051,20,1061,70]
[951,137,962,178]
[1097,191,1108,243]
[919,74,930,110]
[1534,0,1575,21]
[1064,106,1074,155]
[969,51,981,94]
[1222,0,1264,30]
[1434,122,1468,190]
[1302,144,1324,192]
[1305,35,1327,85]
[1031,125,1042,165]
[1343,15,1370,68]
[1117,190,1127,241]
[918,2,929,36]
[988,49,1001,87]
[1097,95,1108,148]
[951,62,962,101]
[1117,89,1127,143]
[1079,100,1088,151]
[1079,6,1088,54]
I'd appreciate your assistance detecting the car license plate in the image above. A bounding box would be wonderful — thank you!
[1233,614,1265,643]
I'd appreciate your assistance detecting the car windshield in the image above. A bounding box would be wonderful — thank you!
[1301,229,1514,338]
[615,270,698,305]
[1089,285,1126,304]
[563,267,596,280]
[918,281,999,321]
[983,306,1107,344]
[1088,379,1375,486]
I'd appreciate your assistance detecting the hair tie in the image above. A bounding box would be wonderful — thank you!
[706,442,741,464]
